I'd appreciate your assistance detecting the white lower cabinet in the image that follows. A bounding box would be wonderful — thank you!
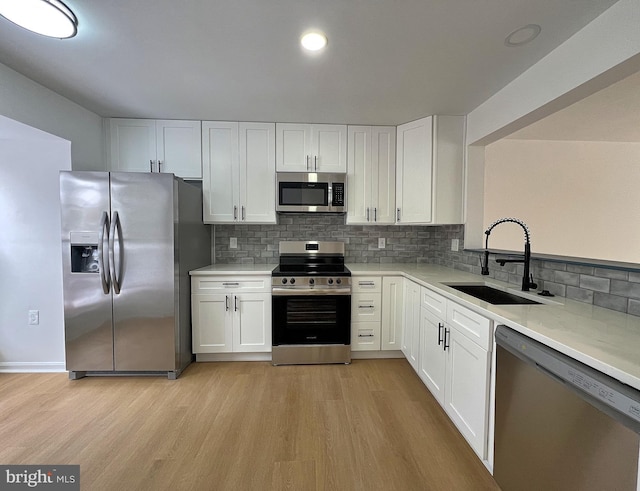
[415,286,492,460]
[401,279,421,370]
[351,276,404,352]
[191,275,271,353]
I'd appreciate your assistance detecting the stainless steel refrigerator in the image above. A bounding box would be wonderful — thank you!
[60,171,211,379]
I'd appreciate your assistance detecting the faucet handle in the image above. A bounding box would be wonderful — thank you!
[529,274,538,290]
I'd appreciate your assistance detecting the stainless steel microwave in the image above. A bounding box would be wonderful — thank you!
[276,172,346,213]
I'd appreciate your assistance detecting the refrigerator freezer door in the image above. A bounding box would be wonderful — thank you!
[60,171,115,371]
[109,172,177,371]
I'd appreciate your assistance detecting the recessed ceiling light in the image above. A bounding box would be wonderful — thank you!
[301,31,327,52]
[505,24,541,47]
[0,0,78,39]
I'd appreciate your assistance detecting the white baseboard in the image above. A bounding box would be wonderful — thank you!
[0,362,66,373]
[351,350,404,359]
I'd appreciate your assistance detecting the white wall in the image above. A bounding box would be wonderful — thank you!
[0,62,104,171]
[0,116,72,370]
[464,0,640,249]
[483,139,640,263]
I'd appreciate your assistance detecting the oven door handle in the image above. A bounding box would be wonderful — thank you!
[271,287,352,296]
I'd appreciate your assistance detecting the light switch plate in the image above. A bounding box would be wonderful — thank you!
[230,237,237,249]
[378,238,386,249]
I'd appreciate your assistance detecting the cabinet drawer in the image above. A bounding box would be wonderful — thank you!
[191,276,271,294]
[421,287,447,319]
[446,302,492,351]
[351,292,382,321]
[352,276,382,293]
[351,321,381,351]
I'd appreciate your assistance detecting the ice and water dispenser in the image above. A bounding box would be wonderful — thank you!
[70,232,100,273]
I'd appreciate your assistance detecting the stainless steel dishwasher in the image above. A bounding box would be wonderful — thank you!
[494,325,640,491]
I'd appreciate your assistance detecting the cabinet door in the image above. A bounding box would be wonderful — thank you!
[239,122,276,224]
[155,120,202,179]
[381,276,403,350]
[445,327,490,459]
[396,117,433,223]
[312,124,347,172]
[371,127,396,224]
[233,293,272,352]
[202,121,239,223]
[276,123,311,172]
[419,308,446,405]
[402,280,420,371]
[346,126,372,224]
[109,119,156,172]
[192,294,233,353]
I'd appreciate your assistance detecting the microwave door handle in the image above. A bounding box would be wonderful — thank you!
[328,185,332,207]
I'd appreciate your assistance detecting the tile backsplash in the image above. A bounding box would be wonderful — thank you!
[212,216,640,317]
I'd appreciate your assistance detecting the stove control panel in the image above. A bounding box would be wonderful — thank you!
[272,276,351,289]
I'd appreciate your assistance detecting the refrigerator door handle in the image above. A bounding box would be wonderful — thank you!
[98,211,111,294]
[109,211,124,294]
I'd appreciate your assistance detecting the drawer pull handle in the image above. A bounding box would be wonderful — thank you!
[359,282,375,286]
[358,334,375,337]
[358,305,375,309]
[443,327,450,351]
[223,282,240,287]
[437,322,444,346]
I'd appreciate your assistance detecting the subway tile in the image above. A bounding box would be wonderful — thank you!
[566,286,594,304]
[594,268,628,280]
[610,280,640,300]
[566,264,594,275]
[553,271,580,286]
[629,272,640,283]
[593,292,628,313]
[542,282,566,297]
[628,299,640,317]
[579,275,610,293]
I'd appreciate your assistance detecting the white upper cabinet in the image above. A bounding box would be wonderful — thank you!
[347,126,396,225]
[108,118,202,179]
[395,115,464,224]
[276,123,347,172]
[202,121,276,224]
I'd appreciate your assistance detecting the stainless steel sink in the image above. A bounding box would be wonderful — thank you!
[444,283,541,305]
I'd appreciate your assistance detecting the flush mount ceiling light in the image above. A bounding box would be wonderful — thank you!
[300,31,327,52]
[0,0,78,39]
[505,24,541,47]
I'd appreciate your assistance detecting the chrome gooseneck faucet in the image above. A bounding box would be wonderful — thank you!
[481,217,538,291]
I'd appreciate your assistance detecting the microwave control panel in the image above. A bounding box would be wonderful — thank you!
[332,183,345,206]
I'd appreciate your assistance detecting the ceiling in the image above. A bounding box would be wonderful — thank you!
[0,0,619,125]
[506,69,640,142]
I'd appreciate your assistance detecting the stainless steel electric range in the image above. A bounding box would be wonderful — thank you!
[271,241,351,365]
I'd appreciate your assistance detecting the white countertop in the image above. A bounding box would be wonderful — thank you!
[348,263,640,392]
[189,262,640,391]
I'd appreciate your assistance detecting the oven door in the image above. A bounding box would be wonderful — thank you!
[272,292,351,345]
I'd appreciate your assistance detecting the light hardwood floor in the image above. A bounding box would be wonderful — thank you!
[0,360,500,490]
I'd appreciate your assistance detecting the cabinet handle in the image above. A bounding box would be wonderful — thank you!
[306,155,310,171]
[222,282,240,287]
[234,296,238,312]
[358,334,375,337]
[358,281,375,287]
[149,160,154,172]
[366,208,370,222]
[242,206,245,221]
[396,208,401,222]
[358,305,375,309]
[314,155,318,171]
[157,160,162,172]
[233,205,238,220]
[225,295,229,312]
[443,327,450,351]
[437,322,444,346]
[374,208,377,222]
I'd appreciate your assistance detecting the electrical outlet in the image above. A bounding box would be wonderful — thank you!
[451,239,459,252]
[378,238,386,249]
[229,237,237,249]
[28,310,39,325]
